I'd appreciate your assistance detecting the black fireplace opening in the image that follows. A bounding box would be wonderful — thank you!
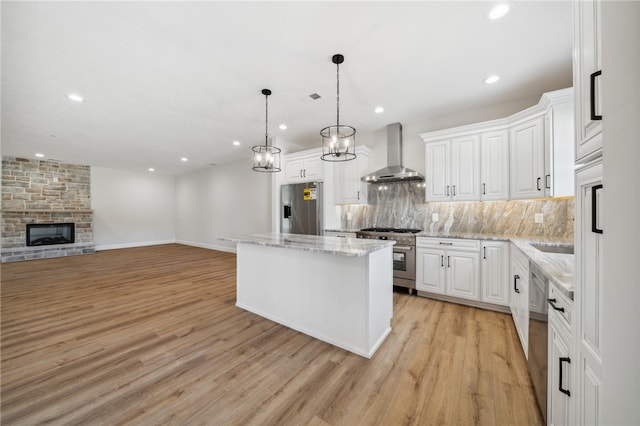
[26,223,75,246]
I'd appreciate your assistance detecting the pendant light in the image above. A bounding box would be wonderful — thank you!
[252,89,281,172]
[321,54,356,162]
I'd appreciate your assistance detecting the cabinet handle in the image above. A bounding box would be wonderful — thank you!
[357,190,360,200]
[452,185,456,196]
[513,274,520,293]
[303,169,306,178]
[559,357,571,397]
[447,256,451,268]
[547,298,565,312]
[440,255,444,267]
[590,70,602,120]
[299,170,303,178]
[537,177,542,191]
[592,184,603,234]
[446,185,450,196]
[483,246,486,259]
[439,242,453,245]
[482,183,486,195]
[545,174,551,189]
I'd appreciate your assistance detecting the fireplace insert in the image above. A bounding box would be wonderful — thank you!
[26,223,75,246]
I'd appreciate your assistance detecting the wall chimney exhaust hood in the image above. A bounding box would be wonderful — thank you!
[361,122,424,183]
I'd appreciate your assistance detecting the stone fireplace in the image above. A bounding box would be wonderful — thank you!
[1,157,95,262]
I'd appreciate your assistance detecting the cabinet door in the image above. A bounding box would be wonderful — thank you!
[284,158,304,182]
[334,151,368,204]
[302,157,323,180]
[574,0,603,161]
[575,160,603,425]
[425,141,449,201]
[549,318,573,426]
[481,241,510,306]
[445,250,480,301]
[480,130,509,200]
[416,248,445,294]
[510,117,545,199]
[450,135,480,201]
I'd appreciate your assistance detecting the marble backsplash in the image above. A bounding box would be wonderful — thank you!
[341,181,574,241]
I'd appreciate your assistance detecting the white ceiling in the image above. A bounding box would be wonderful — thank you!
[1,1,573,175]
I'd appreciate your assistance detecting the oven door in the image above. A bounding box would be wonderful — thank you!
[392,245,415,281]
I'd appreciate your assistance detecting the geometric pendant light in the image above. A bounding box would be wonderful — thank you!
[252,88,281,172]
[320,54,356,162]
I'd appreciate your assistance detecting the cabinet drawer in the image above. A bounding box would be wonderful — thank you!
[548,282,573,331]
[417,237,480,251]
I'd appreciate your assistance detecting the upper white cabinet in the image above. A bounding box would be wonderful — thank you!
[421,88,574,201]
[424,135,480,201]
[333,146,370,205]
[480,130,510,200]
[510,117,545,199]
[284,151,323,183]
[573,0,603,162]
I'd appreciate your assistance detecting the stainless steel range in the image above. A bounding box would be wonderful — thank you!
[356,228,421,294]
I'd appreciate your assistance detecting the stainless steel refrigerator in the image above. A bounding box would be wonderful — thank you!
[281,182,323,235]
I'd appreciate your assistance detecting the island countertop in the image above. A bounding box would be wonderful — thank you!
[220,232,395,257]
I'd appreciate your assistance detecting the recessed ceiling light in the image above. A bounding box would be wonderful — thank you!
[148,168,155,172]
[233,140,240,146]
[489,3,510,20]
[374,106,385,114]
[484,75,501,84]
[181,157,188,162]
[35,153,44,158]
[279,124,287,130]
[67,93,85,102]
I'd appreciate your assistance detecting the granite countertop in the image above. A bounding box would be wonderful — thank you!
[416,231,574,299]
[220,233,395,257]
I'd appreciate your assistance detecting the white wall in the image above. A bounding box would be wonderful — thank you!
[601,2,640,423]
[91,167,176,250]
[175,160,272,252]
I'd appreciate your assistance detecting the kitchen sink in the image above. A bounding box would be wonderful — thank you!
[530,243,574,255]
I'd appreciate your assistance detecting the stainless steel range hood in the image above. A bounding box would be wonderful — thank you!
[361,122,424,183]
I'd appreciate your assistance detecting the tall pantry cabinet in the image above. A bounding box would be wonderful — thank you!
[570,0,604,425]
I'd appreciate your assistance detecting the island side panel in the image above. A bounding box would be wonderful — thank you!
[366,245,393,355]
[236,242,392,358]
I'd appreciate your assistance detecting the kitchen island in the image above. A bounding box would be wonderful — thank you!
[220,233,395,358]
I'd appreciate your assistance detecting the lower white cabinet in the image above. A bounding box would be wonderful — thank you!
[510,244,530,356]
[574,159,603,425]
[324,231,356,238]
[416,238,481,302]
[480,241,510,306]
[548,284,574,426]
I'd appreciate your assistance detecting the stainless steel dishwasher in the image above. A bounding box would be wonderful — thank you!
[528,263,549,423]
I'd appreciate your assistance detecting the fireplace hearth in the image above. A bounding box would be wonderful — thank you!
[26,223,75,247]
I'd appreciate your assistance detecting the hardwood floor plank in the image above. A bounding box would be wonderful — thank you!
[1,244,543,425]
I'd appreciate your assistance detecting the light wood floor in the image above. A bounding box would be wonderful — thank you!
[1,244,543,425]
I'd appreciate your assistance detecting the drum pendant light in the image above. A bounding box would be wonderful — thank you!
[252,89,281,172]
[321,54,356,162]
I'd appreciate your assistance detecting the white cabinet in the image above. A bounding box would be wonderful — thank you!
[547,282,574,426]
[480,130,509,200]
[416,238,480,301]
[574,159,603,425]
[573,0,603,162]
[510,117,545,199]
[510,244,530,356]
[425,135,480,201]
[334,146,370,204]
[480,241,510,307]
[284,153,323,183]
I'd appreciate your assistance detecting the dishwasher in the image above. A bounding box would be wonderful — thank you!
[528,263,549,423]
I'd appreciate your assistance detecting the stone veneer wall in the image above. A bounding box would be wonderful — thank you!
[341,181,574,241]
[1,157,95,262]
